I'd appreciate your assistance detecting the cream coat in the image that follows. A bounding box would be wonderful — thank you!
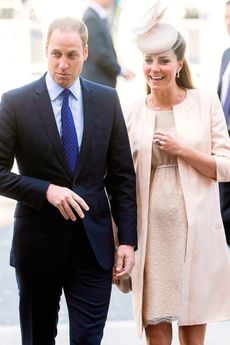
[124,89,230,336]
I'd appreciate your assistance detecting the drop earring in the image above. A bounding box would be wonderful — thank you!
[177,71,180,79]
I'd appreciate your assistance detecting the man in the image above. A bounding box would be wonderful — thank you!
[81,0,134,87]
[218,1,230,246]
[0,17,137,344]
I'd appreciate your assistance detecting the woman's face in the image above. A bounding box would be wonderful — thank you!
[143,49,182,92]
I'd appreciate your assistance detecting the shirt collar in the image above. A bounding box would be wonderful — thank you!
[89,1,107,19]
[45,72,81,101]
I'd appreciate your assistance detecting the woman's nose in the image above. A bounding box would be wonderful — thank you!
[150,62,160,72]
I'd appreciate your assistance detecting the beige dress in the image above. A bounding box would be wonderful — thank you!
[143,110,188,326]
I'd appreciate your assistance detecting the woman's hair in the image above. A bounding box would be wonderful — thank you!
[146,31,195,94]
[47,17,88,48]
[173,32,194,89]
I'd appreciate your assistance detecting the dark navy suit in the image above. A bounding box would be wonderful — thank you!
[218,47,230,245]
[0,75,137,344]
[81,7,121,88]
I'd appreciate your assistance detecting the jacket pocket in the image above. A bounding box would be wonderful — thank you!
[98,199,110,214]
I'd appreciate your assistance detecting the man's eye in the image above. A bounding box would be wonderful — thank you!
[144,58,152,64]
[67,51,79,59]
[69,54,77,59]
[52,52,61,57]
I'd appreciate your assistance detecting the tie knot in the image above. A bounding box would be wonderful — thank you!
[62,89,71,104]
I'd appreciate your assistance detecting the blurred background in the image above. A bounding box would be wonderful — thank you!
[0,0,228,99]
[0,0,230,344]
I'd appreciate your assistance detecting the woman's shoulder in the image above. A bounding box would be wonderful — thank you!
[121,96,146,129]
[186,88,220,103]
[122,96,146,113]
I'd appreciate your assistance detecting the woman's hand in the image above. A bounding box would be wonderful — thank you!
[153,131,216,179]
[153,131,183,156]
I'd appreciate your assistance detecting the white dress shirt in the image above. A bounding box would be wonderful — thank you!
[45,73,84,149]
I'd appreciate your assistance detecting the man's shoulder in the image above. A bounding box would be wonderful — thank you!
[81,77,116,95]
[82,7,99,21]
[224,46,230,53]
[222,47,230,59]
[3,75,45,99]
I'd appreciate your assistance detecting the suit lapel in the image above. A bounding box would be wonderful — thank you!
[173,89,197,145]
[34,76,96,181]
[221,48,230,77]
[34,76,71,178]
[74,78,95,180]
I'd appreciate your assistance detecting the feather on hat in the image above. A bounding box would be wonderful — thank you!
[134,1,179,54]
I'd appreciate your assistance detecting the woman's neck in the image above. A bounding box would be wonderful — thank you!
[146,87,186,111]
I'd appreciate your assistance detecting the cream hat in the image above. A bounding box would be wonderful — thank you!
[134,1,181,54]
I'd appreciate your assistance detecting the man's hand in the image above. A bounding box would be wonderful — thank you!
[123,69,136,81]
[114,244,135,279]
[46,184,89,221]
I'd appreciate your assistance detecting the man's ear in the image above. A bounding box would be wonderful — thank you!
[45,42,49,57]
[84,44,88,61]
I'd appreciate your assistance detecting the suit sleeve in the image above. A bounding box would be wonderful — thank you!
[104,91,137,247]
[0,93,50,209]
[211,93,230,181]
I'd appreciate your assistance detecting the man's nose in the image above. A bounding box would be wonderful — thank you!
[59,58,68,69]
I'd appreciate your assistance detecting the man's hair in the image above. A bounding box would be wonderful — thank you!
[47,17,88,47]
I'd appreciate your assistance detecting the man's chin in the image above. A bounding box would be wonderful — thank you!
[56,78,72,89]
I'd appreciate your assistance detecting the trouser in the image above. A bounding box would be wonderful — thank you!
[15,221,112,345]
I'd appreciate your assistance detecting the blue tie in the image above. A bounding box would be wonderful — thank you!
[61,89,79,175]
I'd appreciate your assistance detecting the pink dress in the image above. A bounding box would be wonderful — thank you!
[143,110,188,326]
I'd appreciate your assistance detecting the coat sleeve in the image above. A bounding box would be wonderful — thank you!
[104,92,137,247]
[211,92,230,181]
[0,92,50,209]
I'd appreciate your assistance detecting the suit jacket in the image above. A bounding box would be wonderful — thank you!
[218,47,230,244]
[217,47,230,100]
[0,75,137,272]
[81,7,121,88]
[124,89,230,334]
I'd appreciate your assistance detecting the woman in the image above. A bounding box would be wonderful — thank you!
[124,3,230,345]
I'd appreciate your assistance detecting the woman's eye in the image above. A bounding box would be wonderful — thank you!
[159,58,170,64]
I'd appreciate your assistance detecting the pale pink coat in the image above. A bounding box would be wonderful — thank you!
[124,89,230,336]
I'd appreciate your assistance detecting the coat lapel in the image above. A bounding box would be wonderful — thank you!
[173,89,196,144]
[34,76,96,181]
[74,78,95,180]
[221,48,230,77]
[34,75,71,178]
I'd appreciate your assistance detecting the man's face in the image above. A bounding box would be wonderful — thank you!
[225,4,230,36]
[46,29,88,88]
[97,0,115,9]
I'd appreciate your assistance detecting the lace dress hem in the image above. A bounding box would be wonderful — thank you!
[144,316,178,327]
